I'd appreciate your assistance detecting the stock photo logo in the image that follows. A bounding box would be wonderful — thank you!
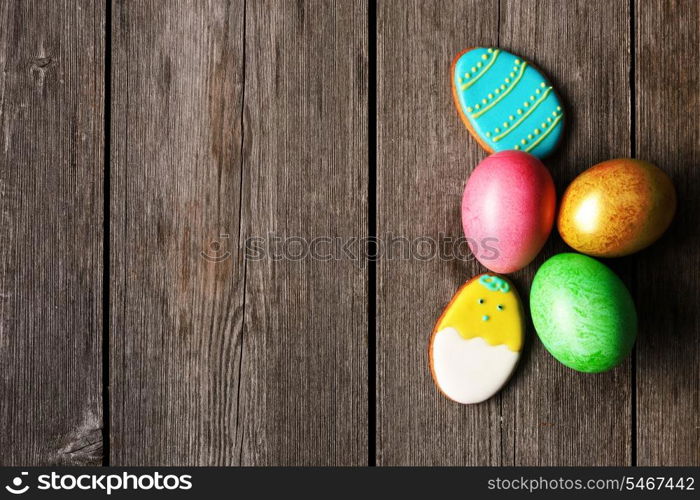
[201,233,231,263]
[5,472,29,495]
[199,232,500,266]
[3,471,193,495]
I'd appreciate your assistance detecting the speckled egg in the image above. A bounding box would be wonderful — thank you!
[558,159,676,257]
[530,253,637,373]
[462,150,556,273]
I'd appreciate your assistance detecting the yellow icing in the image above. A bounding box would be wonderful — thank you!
[461,50,500,90]
[525,113,562,152]
[436,275,523,352]
[471,62,528,118]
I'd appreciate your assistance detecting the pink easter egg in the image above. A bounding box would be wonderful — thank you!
[462,150,556,273]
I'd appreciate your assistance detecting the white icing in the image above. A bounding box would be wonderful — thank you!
[431,327,519,404]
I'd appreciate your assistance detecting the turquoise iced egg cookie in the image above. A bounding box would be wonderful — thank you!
[451,47,564,159]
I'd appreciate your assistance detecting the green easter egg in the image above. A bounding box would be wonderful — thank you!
[530,253,637,372]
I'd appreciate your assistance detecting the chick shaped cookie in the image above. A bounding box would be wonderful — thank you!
[429,274,524,404]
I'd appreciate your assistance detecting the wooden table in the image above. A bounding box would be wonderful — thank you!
[0,0,697,466]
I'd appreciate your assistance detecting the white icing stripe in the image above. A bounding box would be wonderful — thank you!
[431,328,519,404]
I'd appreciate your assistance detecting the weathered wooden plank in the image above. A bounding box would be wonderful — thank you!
[111,0,367,465]
[377,0,501,465]
[237,0,368,465]
[498,0,632,466]
[110,0,247,465]
[636,0,699,466]
[0,0,104,465]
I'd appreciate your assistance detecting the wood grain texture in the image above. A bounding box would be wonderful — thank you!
[635,0,699,466]
[1,0,694,467]
[238,0,367,466]
[378,0,633,465]
[498,0,632,466]
[377,0,500,466]
[111,0,367,465]
[0,0,104,465]
[110,0,247,465]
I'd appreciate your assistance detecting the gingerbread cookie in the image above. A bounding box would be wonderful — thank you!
[451,47,564,158]
[429,274,524,404]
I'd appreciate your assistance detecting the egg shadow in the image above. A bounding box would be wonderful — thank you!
[629,161,700,378]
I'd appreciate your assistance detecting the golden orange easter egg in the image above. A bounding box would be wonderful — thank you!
[558,159,676,257]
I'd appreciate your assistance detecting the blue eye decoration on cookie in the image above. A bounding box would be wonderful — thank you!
[452,48,564,158]
[478,275,510,293]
